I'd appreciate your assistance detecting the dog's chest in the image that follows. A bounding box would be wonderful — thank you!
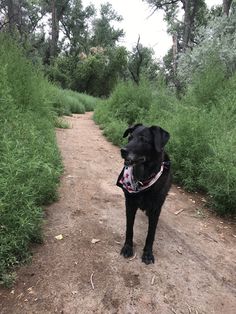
[126,190,155,211]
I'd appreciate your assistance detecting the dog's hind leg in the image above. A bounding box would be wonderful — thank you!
[120,200,138,258]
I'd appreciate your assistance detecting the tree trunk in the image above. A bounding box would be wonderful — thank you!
[50,0,59,60]
[172,34,178,75]
[7,0,22,34]
[182,0,191,51]
[182,0,199,51]
[128,35,143,85]
[7,0,14,32]
[223,0,233,16]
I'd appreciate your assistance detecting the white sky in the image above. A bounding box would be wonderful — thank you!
[83,0,223,58]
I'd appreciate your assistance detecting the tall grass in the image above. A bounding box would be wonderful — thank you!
[0,35,62,285]
[48,85,98,117]
[94,69,236,216]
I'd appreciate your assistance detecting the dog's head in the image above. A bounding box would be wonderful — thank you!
[121,124,170,166]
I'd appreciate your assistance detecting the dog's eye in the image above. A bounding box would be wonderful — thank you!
[128,135,133,141]
[139,135,148,143]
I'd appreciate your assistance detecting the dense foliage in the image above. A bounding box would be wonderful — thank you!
[48,84,97,116]
[178,12,236,86]
[0,35,61,286]
[0,30,99,284]
[48,46,128,97]
[0,1,160,96]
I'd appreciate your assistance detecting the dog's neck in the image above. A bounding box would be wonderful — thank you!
[133,154,163,182]
[117,151,170,194]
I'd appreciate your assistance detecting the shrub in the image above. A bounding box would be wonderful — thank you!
[48,46,128,97]
[74,93,98,111]
[54,117,70,129]
[184,59,226,109]
[108,80,154,125]
[94,99,111,126]
[0,35,62,284]
[102,119,127,146]
[47,85,72,116]
[64,90,97,112]
[198,75,236,215]
[47,86,98,117]
[177,12,236,86]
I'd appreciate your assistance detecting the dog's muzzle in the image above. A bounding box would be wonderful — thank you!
[121,148,146,166]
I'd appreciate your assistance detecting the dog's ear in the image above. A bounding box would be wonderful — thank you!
[150,126,170,152]
[123,123,143,138]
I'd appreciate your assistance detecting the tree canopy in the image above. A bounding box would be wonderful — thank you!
[1,0,235,95]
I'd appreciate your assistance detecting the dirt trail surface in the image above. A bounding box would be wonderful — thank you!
[1,113,236,314]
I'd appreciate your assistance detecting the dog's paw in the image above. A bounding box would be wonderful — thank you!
[142,251,154,264]
[120,244,133,258]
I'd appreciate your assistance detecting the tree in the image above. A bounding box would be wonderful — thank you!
[48,45,127,97]
[91,3,124,48]
[144,0,207,50]
[177,9,236,86]
[128,36,143,85]
[144,0,209,91]
[60,0,95,55]
[1,0,47,40]
[46,0,69,59]
[127,36,159,84]
[50,0,58,58]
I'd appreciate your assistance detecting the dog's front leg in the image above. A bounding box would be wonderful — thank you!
[120,199,137,258]
[142,209,161,264]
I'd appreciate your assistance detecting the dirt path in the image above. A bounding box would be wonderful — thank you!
[1,113,236,314]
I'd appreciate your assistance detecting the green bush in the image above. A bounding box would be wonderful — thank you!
[198,76,236,215]
[94,99,113,127]
[47,85,71,116]
[64,90,97,112]
[178,12,236,86]
[0,35,62,285]
[103,119,127,146]
[54,117,70,129]
[48,46,127,97]
[184,59,226,109]
[145,81,179,125]
[74,93,98,111]
[47,85,98,117]
[108,80,154,125]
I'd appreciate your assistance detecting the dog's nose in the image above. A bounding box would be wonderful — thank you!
[121,148,128,159]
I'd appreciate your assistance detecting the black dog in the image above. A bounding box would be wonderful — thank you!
[117,124,171,264]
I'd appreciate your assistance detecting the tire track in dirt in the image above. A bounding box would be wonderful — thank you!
[0,113,235,314]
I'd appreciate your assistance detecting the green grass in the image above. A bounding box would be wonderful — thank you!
[0,35,63,286]
[48,86,98,117]
[0,34,98,284]
[54,117,70,129]
[68,91,98,112]
[94,72,236,216]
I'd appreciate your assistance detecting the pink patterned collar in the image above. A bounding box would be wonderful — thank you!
[117,163,164,193]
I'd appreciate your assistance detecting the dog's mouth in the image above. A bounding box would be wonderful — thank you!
[124,156,146,166]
